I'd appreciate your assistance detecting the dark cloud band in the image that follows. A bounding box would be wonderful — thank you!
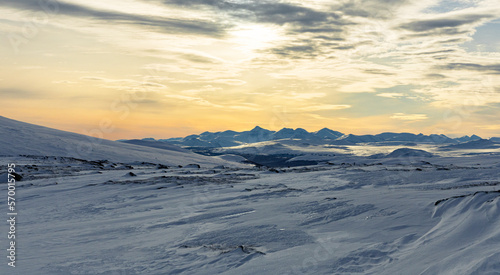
[3,0,226,36]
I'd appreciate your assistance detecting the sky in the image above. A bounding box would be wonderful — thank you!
[1,0,500,139]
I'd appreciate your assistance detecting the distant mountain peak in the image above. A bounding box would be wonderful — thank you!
[251,125,266,131]
[315,128,344,139]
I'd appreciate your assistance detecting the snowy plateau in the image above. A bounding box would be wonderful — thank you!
[1,115,500,274]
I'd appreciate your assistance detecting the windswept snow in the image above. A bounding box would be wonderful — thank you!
[1,151,499,274]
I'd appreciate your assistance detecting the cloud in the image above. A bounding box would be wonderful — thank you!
[363,69,395,75]
[80,76,167,91]
[285,93,327,100]
[390,113,428,121]
[19,66,45,70]
[338,0,414,19]
[0,88,40,98]
[165,0,338,26]
[270,44,319,58]
[2,0,225,37]
[81,76,106,81]
[212,79,247,86]
[163,0,353,59]
[400,15,485,32]
[425,73,447,79]
[377,93,404,98]
[438,62,500,74]
[413,49,456,56]
[477,124,500,130]
[227,104,261,111]
[52,80,78,84]
[179,53,223,64]
[163,93,259,111]
[181,85,222,95]
[301,105,351,111]
[164,94,223,108]
[398,12,496,37]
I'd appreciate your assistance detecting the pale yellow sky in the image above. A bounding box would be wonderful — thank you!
[1,0,500,139]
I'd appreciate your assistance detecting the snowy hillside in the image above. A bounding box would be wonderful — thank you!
[0,116,227,166]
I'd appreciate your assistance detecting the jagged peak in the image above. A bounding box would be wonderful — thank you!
[250,126,269,132]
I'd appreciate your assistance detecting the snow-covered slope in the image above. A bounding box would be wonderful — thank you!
[385,148,434,158]
[0,116,226,166]
[440,139,500,150]
[2,153,500,274]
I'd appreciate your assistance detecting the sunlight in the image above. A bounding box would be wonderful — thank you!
[229,24,283,53]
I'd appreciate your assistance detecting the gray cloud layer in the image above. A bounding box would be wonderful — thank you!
[400,14,493,32]
[441,63,500,74]
[3,0,226,36]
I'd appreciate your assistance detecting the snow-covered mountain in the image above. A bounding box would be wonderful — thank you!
[440,139,500,150]
[314,127,344,139]
[160,127,492,148]
[0,116,227,166]
[336,132,457,144]
[233,126,275,144]
[454,134,482,143]
[273,128,314,140]
[162,126,345,147]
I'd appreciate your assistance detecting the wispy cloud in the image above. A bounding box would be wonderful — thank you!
[2,0,226,36]
[301,105,352,111]
[0,88,42,98]
[80,76,167,92]
[391,113,429,121]
[377,93,405,98]
[438,62,500,74]
[399,13,494,34]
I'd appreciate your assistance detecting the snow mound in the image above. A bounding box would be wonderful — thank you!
[377,191,500,274]
[216,154,248,163]
[385,148,433,158]
[0,116,224,166]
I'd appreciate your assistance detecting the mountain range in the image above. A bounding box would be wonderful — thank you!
[160,126,486,148]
